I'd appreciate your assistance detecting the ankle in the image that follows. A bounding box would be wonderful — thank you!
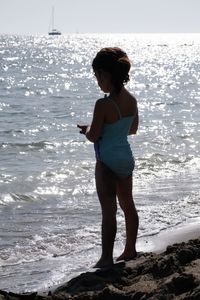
[94,257,114,268]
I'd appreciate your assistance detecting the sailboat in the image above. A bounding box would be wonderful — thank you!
[48,7,61,36]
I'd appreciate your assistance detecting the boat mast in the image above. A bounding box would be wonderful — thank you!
[52,7,54,30]
[48,6,61,35]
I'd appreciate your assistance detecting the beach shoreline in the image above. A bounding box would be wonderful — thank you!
[137,220,200,254]
[0,222,199,300]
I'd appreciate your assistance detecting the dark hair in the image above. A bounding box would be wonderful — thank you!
[92,47,131,94]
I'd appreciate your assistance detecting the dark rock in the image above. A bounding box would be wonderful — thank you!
[167,273,197,295]
[0,291,8,297]
[177,248,195,264]
[148,295,174,300]
[166,245,180,255]
[183,286,200,300]
[98,286,131,300]
[8,292,37,300]
[130,291,148,300]
[60,272,107,294]
[152,256,179,278]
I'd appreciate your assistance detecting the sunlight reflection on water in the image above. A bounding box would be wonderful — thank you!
[0,33,200,292]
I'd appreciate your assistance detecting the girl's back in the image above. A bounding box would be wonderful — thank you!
[103,90,137,124]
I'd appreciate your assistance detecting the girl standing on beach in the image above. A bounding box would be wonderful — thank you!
[78,47,139,268]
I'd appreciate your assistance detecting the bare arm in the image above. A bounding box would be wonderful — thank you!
[77,99,105,143]
[129,109,139,135]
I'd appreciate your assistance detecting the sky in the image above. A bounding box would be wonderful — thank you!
[0,0,200,35]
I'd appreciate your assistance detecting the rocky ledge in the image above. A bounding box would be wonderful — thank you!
[0,237,200,300]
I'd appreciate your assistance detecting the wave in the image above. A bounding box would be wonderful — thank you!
[0,129,24,134]
[0,193,40,206]
[0,140,54,150]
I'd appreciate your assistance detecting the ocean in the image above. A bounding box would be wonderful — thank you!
[0,33,200,293]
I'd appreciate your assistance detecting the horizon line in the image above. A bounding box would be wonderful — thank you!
[1,32,200,36]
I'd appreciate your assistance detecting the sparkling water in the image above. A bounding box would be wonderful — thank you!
[0,33,200,292]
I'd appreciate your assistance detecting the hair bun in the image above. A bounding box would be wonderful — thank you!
[116,57,130,78]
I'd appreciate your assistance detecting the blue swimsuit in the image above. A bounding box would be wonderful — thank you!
[94,99,135,178]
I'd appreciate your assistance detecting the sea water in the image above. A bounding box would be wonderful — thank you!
[0,33,200,292]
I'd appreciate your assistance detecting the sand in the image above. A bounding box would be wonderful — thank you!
[0,224,199,300]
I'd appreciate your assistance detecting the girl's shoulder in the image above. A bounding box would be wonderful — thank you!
[96,96,109,103]
[93,98,110,117]
[126,90,137,103]
[95,97,110,108]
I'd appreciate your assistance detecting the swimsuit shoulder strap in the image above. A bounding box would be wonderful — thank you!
[109,98,122,119]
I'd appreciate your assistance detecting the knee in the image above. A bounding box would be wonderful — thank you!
[101,201,117,219]
[120,199,137,216]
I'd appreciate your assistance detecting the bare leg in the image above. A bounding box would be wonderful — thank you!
[116,175,139,261]
[94,161,117,268]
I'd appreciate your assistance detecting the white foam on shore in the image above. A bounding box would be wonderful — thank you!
[137,219,200,253]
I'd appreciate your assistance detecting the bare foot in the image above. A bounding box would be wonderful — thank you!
[93,258,114,269]
[116,251,137,262]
